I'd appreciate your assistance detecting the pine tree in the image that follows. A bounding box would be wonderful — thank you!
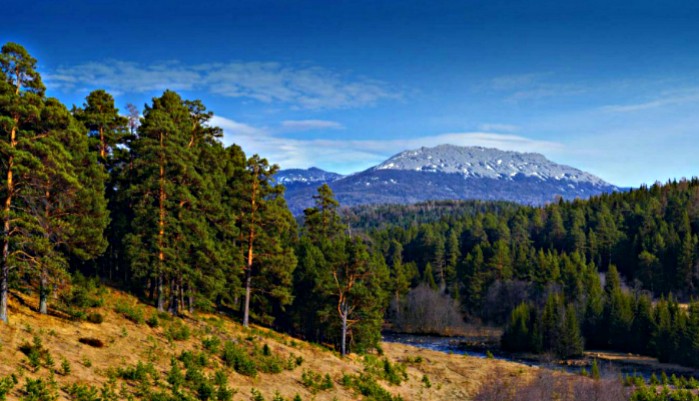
[323,237,387,356]
[125,90,200,312]
[487,239,512,280]
[0,43,44,322]
[422,262,438,290]
[73,89,128,162]
[238,155,297,326]
[1,43,107,318]
[73,90,129,282]
[558,303,584,358]
[0,43,108,321]
[502,303,532,352]
[26,101,109,313]
[303,184,343,243]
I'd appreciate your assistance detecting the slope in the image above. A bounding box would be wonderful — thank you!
[0,286,535,401]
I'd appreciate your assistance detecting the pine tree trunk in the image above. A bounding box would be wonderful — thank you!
[1,124,17,324]
[157,130,166,312]
[243,266,252,327]
[341,305,348,357]
[169,278,178,316]
[156,274,164,312]
[243,171,257,328]
[178,277,184,314]
[188,283,194,314]
[99,126,106,159]
[39,270,48,315]
[0,254,8,324]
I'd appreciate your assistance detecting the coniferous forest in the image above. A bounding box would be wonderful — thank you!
[3,40,699,378]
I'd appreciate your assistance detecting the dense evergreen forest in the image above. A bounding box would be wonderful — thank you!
[363,181,699,366]
[3,42,699,371]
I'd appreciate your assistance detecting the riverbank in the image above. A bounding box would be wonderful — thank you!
[383,332,699,380]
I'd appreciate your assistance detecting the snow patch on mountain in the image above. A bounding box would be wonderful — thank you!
[372,145,611,187]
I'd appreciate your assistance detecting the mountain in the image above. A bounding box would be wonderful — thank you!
[280,145,619,214]
[275,167,344,190]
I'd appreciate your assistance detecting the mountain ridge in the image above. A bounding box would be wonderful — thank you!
[279,145,619,214]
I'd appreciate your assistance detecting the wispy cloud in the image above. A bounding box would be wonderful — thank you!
[478,123,519,132]
[45,60,400,110]
[490,73,550,91]
[602,88,699,112]
[212,115,563,173]
[488,72,589,102]
[281,119,345,131]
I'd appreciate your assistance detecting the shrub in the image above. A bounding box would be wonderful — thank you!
[473,367,627,401]
[0,375,17,401]
[19,335,52,372]
[179,350,210,369]
[64,383,100,401]
[116,361,157,383]
[146,314,159,328]
[362,356,407,385]
[250,389,265,401]
[202,336,221,354]
[221,341,257,377]
[86,313,104,324]
[57,357,71,376]
[216,385,236,401]
[197,380,215,401]
[301,370,334,393]
[114,301,144,324]
[166,358,185,392]
[165,321,191,341]
[60,274,104,309]
[287,355,303,370]
[22,377,58,401]
[342,374,403,401]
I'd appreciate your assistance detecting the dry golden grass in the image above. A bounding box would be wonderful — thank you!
[0,288,537,400]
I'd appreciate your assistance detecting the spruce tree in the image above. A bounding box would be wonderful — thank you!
[558,303,584,358]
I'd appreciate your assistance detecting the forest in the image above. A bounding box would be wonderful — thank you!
[3,40,699,373]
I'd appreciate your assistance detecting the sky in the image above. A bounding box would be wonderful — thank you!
[4,0,699,187]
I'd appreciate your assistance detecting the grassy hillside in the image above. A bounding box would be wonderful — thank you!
[0,287,535,401]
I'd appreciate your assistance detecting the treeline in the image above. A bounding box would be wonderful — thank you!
[505,264,699,366]
[342,200,521,231]
[0,43,389,356]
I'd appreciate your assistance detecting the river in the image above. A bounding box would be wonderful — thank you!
[382,332,699,380]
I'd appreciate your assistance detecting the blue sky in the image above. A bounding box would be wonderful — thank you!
[5,0,699,187]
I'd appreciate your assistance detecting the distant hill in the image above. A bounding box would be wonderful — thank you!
[279,145,619,214]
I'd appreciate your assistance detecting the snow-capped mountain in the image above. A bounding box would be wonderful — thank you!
[280,145,619,214]
[373,145,609,186]
[275,167,343,187]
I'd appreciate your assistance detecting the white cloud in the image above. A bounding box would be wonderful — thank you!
[211,115,563,173]
[602,88,699,112]
[44,60,400,110]
[490,73,550,90]
[478,123,519,132]
[281,120,344,131]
